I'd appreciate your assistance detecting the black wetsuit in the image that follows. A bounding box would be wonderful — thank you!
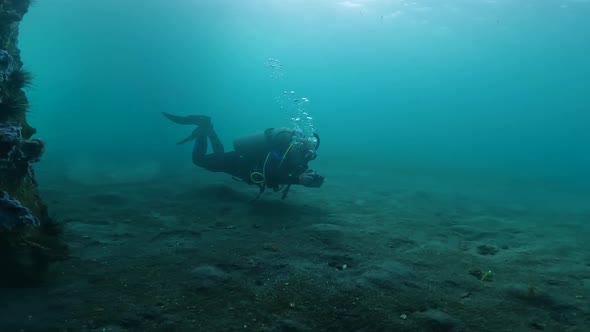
[193,126,307,189]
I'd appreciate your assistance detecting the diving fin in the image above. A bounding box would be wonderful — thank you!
[162,112,211,127]
[174,125,208,145]
[176,132,198,145]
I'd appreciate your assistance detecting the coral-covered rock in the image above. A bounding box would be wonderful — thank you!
[0,122,45,163]
[0,0,67,287]
[0,190,39,231]
[0,49,13,81]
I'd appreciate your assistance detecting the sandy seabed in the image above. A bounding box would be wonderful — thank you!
[1,159,589,332]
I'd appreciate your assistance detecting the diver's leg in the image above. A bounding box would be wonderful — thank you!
[162,111,224,164]
[192,127,209,167]
[207,127,225,154]
[199,152,238,173]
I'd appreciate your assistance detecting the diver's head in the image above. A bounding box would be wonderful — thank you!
[289,131,320,163]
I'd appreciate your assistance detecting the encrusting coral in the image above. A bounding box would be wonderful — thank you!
[0,0,67,287]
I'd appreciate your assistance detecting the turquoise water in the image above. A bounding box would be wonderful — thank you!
[20,0,590,187]
[4,2,590,330]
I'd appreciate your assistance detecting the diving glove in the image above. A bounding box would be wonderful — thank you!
[299,169,325,188]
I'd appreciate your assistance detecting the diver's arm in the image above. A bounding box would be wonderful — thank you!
[267,172,301,185]
[269,168,324,187]
[266,163,324,187]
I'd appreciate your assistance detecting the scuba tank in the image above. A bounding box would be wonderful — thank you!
[233,127,294,157]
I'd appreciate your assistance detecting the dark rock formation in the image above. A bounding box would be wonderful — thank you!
[0,0,67,287]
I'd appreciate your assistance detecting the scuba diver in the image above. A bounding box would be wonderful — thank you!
[162,112,325,200]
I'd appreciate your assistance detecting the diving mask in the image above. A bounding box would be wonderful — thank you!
[292,133,319,161]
